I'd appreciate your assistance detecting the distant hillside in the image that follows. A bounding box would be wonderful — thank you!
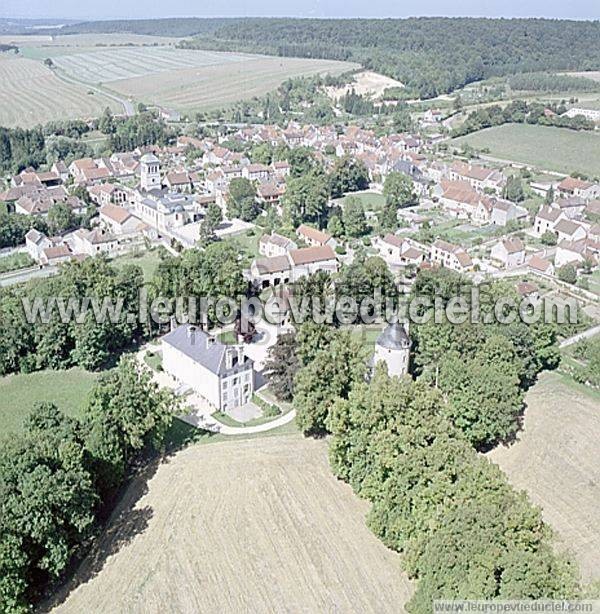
[40,17,600,99]
[0,17,77,34]
[38,17,234,38]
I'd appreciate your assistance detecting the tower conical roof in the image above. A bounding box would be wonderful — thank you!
[376,322,410,350]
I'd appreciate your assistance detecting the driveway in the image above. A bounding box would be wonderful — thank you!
[243,320,291,370]
[136,341,295,436]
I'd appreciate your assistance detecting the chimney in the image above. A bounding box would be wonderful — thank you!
[187,325,197,345]
[206,335,216,349]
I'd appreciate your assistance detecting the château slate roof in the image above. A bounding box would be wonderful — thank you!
[162,324,252,376]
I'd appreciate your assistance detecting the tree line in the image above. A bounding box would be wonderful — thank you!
[0,111,174,175]
[508,72,600,93]
[0,257,145,374]
[263,266,588,607]
[0,242,254,377]
[0,357,179,612]
[453,100,596,138]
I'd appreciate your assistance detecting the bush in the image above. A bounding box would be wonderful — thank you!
[557,263,577,285]
[252,394,281,418]
[335,245,347,255]
[541,230,558,246]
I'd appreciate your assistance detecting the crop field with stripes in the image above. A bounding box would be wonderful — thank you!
[0,55,120,128]
[108,53,357,112]
[0,36,356,126]
[52,46,254,84]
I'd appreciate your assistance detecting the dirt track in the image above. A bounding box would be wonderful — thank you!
[489,372,600,582]
[52,435,413,613]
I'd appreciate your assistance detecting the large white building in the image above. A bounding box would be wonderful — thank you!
[161,325,254,413]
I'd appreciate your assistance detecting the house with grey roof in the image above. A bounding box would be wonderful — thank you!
[259,233,297,258]
[161,324,254,413]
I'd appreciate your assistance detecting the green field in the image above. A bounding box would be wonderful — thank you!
[586,270,600,296]
[223,230,262,266]
[452,124,600,177]
[0,252,34,274]
[0,368,99,436]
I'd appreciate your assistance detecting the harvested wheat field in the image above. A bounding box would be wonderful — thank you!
[51,435,413,614]
[489,372,600,582]
[0,55,119,127]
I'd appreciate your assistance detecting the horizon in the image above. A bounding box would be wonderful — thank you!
[2,1,599,22]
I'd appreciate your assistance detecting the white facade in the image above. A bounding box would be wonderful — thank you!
[490,239,526,269]
[161,325,254,413]
[140,154,161,192]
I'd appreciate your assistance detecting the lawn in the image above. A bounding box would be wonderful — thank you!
[112,249,163,281]
[587,270,600,296]
[348,324,383,352]
[434,222,501,247]
[452,124,600,177]
[334,191,386,212]
[217,330,238,345]
[223,230,262,266]
[0,252,34,274]
[144,350,163,372]
[0,368,99,436]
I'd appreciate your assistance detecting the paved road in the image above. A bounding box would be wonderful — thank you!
[0,265,58,287]
[560,324,600,348]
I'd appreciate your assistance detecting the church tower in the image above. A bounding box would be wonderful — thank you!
[140,153,161,192]
[373,322,410,377]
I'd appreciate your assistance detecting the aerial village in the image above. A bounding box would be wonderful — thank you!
[2,119,599,424]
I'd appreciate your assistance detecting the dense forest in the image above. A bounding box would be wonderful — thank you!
[45,17,600,98]
[186,18,600,98]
